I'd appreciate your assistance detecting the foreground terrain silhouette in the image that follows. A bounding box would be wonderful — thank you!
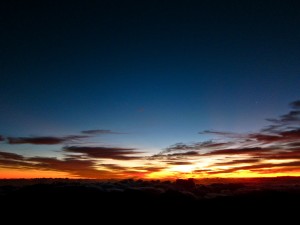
[1,177,300,221]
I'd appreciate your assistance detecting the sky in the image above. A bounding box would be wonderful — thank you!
[0,0,300,179]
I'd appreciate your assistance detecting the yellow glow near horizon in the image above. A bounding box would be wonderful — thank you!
[145,167,300,180]
[1,167,300,179]
[169,165,196,173]
[1,155,300,179]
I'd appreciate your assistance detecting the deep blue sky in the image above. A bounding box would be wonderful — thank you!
[1,0,300,152]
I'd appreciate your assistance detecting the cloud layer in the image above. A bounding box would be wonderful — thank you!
[64,146,144,160]
[7,136,86,145]
[150,100,300,177]
[81,129,123,135]
[0,101,300,179]
[2,128,122,145]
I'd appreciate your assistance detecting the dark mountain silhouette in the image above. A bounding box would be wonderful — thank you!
[1,177,299,222]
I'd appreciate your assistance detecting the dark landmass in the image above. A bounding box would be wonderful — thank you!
[1,177,299,221]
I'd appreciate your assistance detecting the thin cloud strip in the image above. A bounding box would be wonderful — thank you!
[64,146,144,160]
[4,128,123,146]
[206,161,300,175]
[81,129,124,135]
[7,135,88,145]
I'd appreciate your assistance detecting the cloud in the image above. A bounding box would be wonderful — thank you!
[27,156,104,178]
[153,100,300,176]
[165,161,194,165]
[168,151,199,156]
[0,159,35,168]
[288,142,300,147]
[249,129,300,143]
[264,100,300,132]
[0,151,94,172]
[145,167,164,172]
[213,159,261,166]
[64,146,144,160]
[0,151,24,160]
[268,111,300,124]
[0,150,140,179]
[2,100,300,179]
[249,134,281,142]
[81,129,123,135]
[204,147,267,156]
[199,130,241,138]
[100,164,127,171]
[0,151,38,169]
[7,135,87,145]
[254,149,300,160]
[253,166,300,174]
[0,138,149,178]
[207,147,300,169]
[132,166,164,172]
[6,129,124,145]
[153,151,199,159]
[207,161,300,174]
[290,100,300,109]
[156,141,229,157]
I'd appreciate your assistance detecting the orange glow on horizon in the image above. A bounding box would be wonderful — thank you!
[0,168,75,179]
[1,166,300,180]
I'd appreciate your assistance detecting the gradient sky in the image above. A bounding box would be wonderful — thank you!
[1,0,300,179]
